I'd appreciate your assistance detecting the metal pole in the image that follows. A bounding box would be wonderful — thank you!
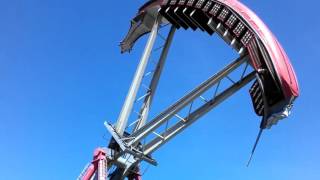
[133,26,176,133]
[97,159,107,180]
[115,18,160,136]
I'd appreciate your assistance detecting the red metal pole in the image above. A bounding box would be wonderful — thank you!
[81,164,96,180]
[80,148,108,180]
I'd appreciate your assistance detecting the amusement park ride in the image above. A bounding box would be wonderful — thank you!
[78,0,300,179]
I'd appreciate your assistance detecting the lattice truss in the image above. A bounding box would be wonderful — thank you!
[104,18,256,179]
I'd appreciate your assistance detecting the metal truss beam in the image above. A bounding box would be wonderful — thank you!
[108,20,176,180]
[133,26,176,133]
[105,54,255,179]
[106,69,255,178]
[115,17,160,136]
[142,71,256,155]
[127,54,249,146]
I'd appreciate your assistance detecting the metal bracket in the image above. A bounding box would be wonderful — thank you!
[105,122,158,167]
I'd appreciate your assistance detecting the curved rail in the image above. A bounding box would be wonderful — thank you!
[121,0,299,129]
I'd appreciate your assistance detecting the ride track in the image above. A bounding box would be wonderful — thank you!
[78,0,300,179]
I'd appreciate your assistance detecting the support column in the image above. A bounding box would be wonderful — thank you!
[97,158,107,180]
[115,17,160,136]
[133,26,176,133]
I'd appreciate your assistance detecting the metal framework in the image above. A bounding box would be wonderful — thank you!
[79,17,257,179]
[78,148,108,180]
[78,18,256,180]
[104,53,255,178]
[78,0,300,179]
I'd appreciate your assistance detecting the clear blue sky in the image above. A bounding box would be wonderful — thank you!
[0,0,319,179]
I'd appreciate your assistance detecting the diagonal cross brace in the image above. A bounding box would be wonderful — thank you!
[142,71,256,155]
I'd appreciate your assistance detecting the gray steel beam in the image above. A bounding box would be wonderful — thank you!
[143,72,256,155]
[115,17,160,136]
[127,55,249,146]
[133,26,176,133]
